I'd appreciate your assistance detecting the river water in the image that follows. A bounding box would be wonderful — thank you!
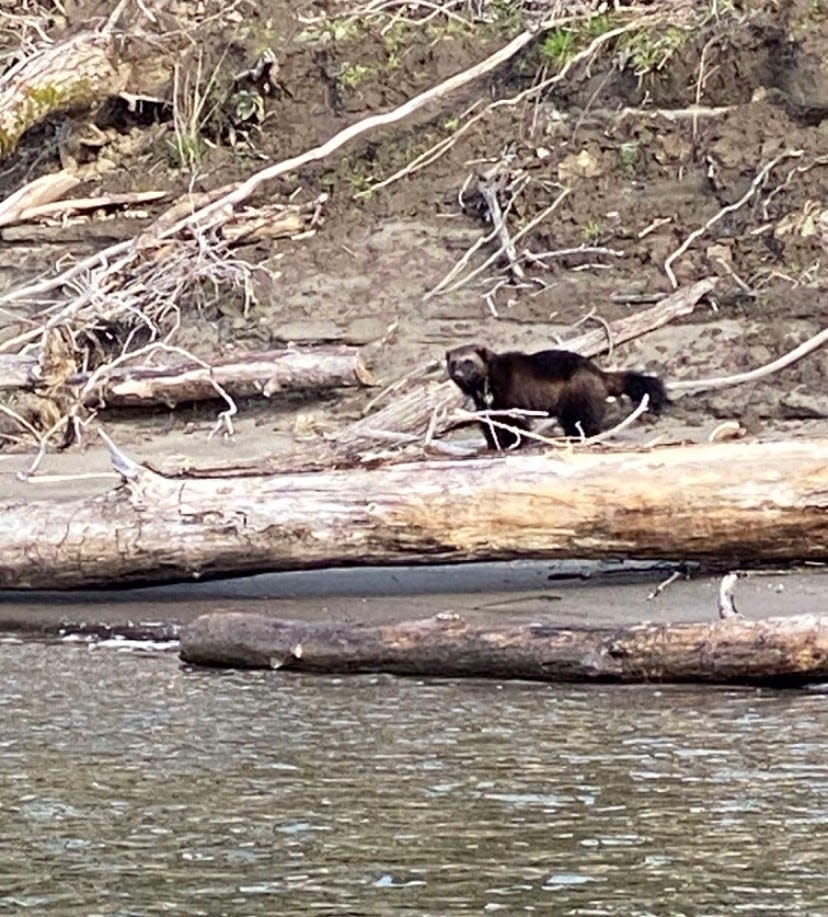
[2,637,827,916]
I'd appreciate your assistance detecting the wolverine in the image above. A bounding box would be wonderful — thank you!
[446,344,668,450]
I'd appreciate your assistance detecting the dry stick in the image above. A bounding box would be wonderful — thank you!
[580,395,650,445]
[0,27,541,325]
[477,180,525,281]
[663,150,803,288]
[0,170,81,227]
[428,176,528,296]
[11,190,168,224]
[454,408,561,449]
[455,394,650,451]
[761,154,828,220]
[364,19,650,196]
[718,572,741,619]
[669,327,828,393]
[428,189,571,297]
[647,570,683,601]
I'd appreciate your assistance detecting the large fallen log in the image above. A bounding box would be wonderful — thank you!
[0,31,128,159]
[0,346,371,404]
[179,612,828,686]
[0,437,826,589]
[76,346,374,408]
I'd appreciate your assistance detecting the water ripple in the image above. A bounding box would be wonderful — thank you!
[0,643,827,915]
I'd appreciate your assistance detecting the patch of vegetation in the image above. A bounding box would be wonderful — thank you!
[581,220,603,243]
[482,1,526,39]
[538,15,617,67]
[296,17,364,45]
[168,61,225,171]
[166,51,266,172]
[618,25,688,82]
[338,62,374,89]
[540,29,574,66]
[167,132,212,171]
[618,141,640,179]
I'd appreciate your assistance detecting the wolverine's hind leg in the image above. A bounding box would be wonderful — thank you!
[557,376,605,438]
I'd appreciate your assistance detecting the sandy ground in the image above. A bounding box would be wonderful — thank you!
[0,561,825,636]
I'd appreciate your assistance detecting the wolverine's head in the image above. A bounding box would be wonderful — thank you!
[445,344,492,396]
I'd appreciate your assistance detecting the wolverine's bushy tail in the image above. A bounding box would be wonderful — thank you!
[622,372,669,414]
[605,371,669,414]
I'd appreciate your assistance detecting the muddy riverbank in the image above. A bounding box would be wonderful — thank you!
[0,561,824,641]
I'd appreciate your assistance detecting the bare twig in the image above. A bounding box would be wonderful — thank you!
[579,394,650,445]
[477,178,525,281]
[647,570,683,600]
[718,572,741,619]
[669,327,828,393]
[664,150,803,287]
[427,189,570,298]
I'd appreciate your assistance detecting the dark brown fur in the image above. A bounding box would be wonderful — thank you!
[446,344,668,450]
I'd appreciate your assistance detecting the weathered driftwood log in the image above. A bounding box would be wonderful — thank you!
[0,32,128,159]
[0,437,826,589]
[179,612,828,686]
[77,347,374,408]
[0,347,371,406]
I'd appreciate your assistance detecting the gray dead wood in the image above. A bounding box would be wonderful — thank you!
[0,436,825,589]
[0,32,128,159]
[179,611,828,687]
[0,347,371,407]
[77,347,374,408]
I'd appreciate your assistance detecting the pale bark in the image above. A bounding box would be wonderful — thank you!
[0,347,371,406]
[0,171,80,227]
[0,437,826,589]
[179,611,828,686]
[0,32,128,159]
[0,354,38,390]
[76,347,374,408]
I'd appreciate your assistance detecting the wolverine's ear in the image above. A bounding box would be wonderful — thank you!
[475,345,493,363]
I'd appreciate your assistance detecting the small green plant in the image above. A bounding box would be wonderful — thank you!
[442,117,460,133]
[619,26,688,81]
[540,29,574,65]
[582,14,614,39]
[581,220,603,243]
[168,52,229,171]
[618,141,640,178]
[296,17,363,44]
[342,156,375,196]
[339,62,373,89]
